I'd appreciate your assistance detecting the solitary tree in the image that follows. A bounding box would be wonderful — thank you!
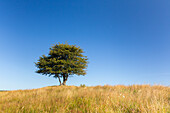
[35,43,88,85]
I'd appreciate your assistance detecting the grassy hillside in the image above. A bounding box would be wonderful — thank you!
[0,85,169,113]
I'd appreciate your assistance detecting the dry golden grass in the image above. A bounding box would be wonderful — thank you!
[0,85,169,113]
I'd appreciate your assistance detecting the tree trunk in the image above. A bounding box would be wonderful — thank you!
[55,73,61,86]
[62,74,68,85]
[62,74,66,85]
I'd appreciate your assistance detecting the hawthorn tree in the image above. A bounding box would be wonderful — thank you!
[35,43,88,85]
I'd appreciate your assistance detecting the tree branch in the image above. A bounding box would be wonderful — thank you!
[55,73,61,85]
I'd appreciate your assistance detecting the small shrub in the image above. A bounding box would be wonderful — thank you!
[80,84,86,87]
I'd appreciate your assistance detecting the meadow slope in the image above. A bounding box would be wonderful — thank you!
[0,85,169,113]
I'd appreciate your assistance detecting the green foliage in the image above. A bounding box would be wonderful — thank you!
[35,43,88,85]
[80,84,86,87]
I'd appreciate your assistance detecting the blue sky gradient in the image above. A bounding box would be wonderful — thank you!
[0,0,170,90]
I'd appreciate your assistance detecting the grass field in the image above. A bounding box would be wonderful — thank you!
[0,85,169,113]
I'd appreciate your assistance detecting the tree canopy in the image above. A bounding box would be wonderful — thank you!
[35,43,88,85]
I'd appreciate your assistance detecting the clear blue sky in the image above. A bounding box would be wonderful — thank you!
[0,0,170,90]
